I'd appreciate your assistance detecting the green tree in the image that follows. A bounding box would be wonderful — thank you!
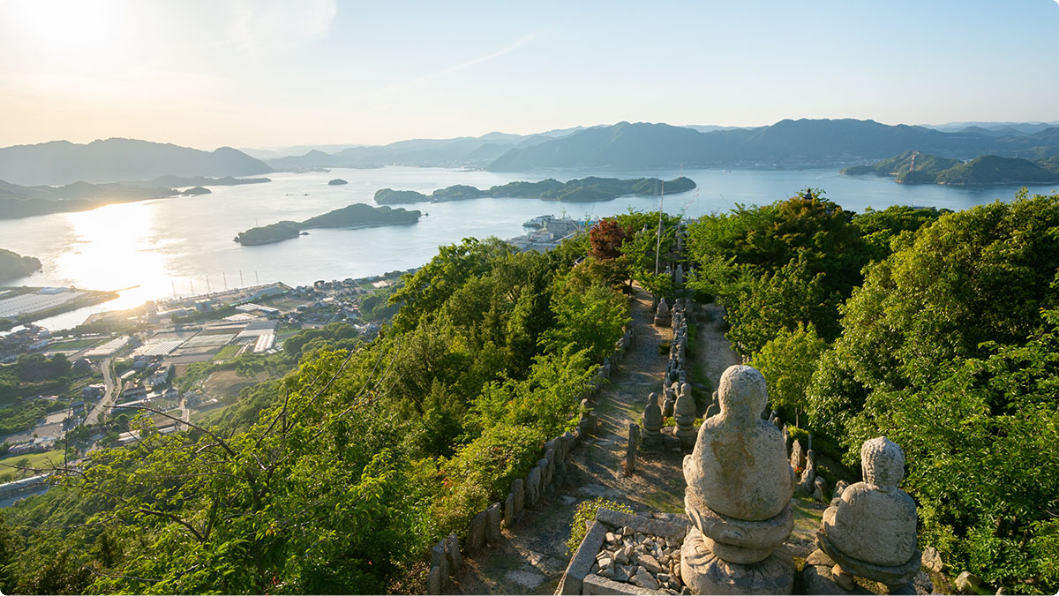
[751,322,826,425]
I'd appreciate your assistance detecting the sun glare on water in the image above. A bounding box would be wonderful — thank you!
[55,202,178,310]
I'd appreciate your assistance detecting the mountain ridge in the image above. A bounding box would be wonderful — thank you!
[0,138,273,186]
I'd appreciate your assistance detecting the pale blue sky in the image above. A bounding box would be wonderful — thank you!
[0,0,1056,148]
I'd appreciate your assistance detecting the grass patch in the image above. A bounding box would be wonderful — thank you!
[212,345,242,361]
[0,449,66,479]
[46,338,101,351]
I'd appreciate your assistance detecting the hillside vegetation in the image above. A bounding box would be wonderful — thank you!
[686,188,1059,594]
[4,190,1058,594]
[1,229,640,594]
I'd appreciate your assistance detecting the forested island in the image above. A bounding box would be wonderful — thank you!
[374,176,696,205]
[328,178,348,185]
[843,150,1059,185]
[0,248,42,282]
[0,175,272,219]
[234,203,421,245]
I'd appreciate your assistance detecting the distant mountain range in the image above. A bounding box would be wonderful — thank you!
[261,127,585,170]
[247,119,1059,173]
[0,138,272,186]
[485,119,1059,171]
[3,120,1059,190]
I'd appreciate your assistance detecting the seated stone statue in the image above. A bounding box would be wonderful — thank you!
[817,436,920,590]
[684,365,796,522]
[681,365,797,594]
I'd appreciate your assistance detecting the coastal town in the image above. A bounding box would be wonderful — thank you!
[0,214,585,506]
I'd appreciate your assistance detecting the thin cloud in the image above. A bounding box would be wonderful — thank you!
[225,0,336,55]
[378,32,538,95]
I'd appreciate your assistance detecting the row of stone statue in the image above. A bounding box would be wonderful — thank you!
[680,365,920,595]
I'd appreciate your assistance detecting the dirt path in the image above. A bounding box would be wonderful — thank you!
[447,284,695,595]
[688,303,743,402]
[444,296,840,595]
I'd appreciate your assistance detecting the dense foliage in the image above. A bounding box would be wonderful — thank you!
[686,188,1059,593]
[1,231,631,594]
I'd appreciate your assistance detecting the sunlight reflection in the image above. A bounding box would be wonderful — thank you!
[55,202,173,310]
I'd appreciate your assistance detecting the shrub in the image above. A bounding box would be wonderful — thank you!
[566,498,634,555]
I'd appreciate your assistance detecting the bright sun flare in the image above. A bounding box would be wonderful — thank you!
[6,0,121,59]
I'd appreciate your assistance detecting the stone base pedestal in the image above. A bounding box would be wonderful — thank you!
[817,531,921,592]
[680,528,793,595]
[801,549,917,595]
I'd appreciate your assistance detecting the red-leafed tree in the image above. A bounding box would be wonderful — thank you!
[588,218,631,260]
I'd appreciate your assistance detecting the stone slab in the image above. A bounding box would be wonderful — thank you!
[557,520,609,595]
[595,507,688,543]
[505,569,545,590]
[583,573,665,595]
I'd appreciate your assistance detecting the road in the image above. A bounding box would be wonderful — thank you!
[86,357,121,426]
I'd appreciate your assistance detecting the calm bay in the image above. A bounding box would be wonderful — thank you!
[1,166,1054,330]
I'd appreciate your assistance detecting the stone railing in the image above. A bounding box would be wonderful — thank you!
[425,324,634,594]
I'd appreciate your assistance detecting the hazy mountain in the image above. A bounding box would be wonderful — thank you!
[240,144,368,160]
[920,121,1059,134]
[484,119,1059,171]
[684,124,760,134]
[263,128,590,170]
[0,138,273,186]
[266,133,530,169]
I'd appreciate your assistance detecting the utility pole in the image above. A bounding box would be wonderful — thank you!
[655,181,665,275]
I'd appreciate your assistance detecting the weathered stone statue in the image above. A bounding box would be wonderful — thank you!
[681,365,796,594]
[673,388,697,448]
[642,401,663,447]
[813,436,920,592]
[662,383,678,417]
[654,297,671,327]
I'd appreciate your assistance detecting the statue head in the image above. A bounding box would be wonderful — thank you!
[717,365,767,424]
[861,436,905,490]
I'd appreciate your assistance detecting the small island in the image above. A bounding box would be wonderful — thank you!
[328,178,348,186]
[148,175,271,187]
[0,248,42,282]
[373,176,696,205]
[182,186,211,196]
[843,151,1059,185]
[234,204,421,246]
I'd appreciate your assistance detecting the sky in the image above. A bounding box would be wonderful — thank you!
[0,0,1057,150]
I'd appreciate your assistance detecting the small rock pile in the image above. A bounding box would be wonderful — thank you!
[589,526,688,594]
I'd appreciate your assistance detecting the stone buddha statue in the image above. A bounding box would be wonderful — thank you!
[681,365,797,594]
[683,365,795,522]
[816,436,920,591]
